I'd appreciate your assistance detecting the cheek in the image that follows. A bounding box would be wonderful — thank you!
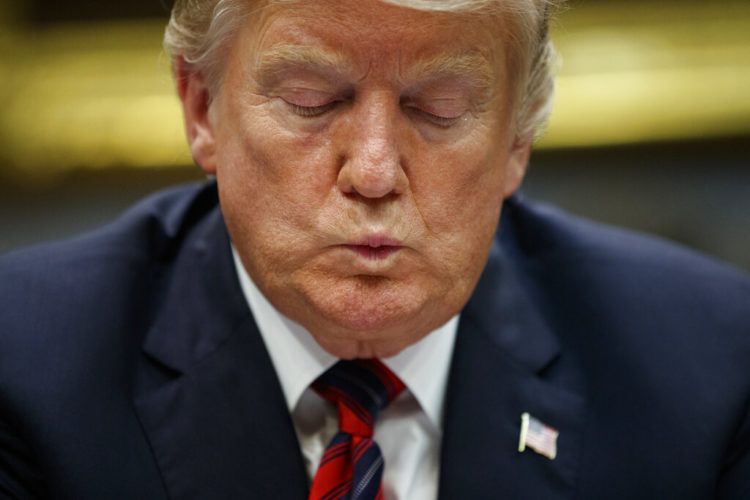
[216,104,337,229]
[409,132,509,287]
[413,135,509,236]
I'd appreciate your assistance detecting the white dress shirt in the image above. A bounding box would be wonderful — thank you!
[232,249,458,500]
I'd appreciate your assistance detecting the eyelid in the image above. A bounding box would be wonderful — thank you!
[403,92,469,113]
[406,107,463,128]
[278,87,337,107]
[275,87,344,118]
[288,101,337,117]
[402,97,468,128]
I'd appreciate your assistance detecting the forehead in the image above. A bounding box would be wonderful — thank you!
[235,0,507,84]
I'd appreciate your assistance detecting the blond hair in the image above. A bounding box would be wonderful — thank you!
[164,0,563,143]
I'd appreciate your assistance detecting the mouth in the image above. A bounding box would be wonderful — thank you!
[342,234,404,261]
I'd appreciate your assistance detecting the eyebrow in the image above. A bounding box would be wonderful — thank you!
[254,44,353,82]
[254,44,496,93]
[406,51,497,92]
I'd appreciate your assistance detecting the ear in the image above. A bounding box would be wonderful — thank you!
[175,57,218,175]
[502,136,532,198]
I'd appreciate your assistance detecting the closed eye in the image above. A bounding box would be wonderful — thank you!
[406,106,462,129]
[287,101,338,118]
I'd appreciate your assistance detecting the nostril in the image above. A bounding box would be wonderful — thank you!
[336,127,408,198]
[337,156,401,199]
[355,170,397,198]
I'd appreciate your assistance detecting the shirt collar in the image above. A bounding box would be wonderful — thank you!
[232,247,458,430]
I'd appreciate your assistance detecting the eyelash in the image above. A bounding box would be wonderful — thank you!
[289,102,337,117]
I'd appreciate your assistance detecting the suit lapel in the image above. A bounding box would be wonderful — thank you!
[439,238,585,499]
[132,208,309,500]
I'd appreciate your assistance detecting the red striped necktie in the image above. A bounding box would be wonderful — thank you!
[308,359,406,500]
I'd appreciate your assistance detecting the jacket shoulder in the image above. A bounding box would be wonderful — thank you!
[502,194,750,289]
[0,181,218,270]
[0,181,221,385]
[500,195,750,385]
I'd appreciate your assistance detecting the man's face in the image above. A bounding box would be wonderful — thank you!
[183,0,530,358]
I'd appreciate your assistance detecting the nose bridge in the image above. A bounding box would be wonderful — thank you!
[358,93,398,164]
[339,91,405,199]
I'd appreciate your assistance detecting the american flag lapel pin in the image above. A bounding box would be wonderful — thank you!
[518,412,559,460]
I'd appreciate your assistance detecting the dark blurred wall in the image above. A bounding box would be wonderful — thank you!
[525,139,750,272]
[27,0,171,23]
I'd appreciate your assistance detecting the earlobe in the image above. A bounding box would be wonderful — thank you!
[503,138,532,198]
[175,58,218,175]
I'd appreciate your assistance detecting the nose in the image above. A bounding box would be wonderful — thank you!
[337,95,408,199]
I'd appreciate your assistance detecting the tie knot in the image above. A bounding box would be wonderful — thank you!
[312,359,405,438]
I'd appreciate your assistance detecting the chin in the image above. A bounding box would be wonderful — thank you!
[315,296,418,338]
[308,275,426,325]
[296,275,453,357]
[307,313,414,359]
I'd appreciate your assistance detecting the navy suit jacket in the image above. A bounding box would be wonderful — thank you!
[1,182,749,499]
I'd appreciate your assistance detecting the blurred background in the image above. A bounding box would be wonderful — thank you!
[1,0,749,270]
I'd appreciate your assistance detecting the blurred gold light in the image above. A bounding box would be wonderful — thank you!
[545,2,750,148]
[0,2,748,177]
[0,20,191,178]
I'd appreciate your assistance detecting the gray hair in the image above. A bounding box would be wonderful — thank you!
[164,0,563,143]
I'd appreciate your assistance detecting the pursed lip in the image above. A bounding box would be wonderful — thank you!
[341,234,404,260]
